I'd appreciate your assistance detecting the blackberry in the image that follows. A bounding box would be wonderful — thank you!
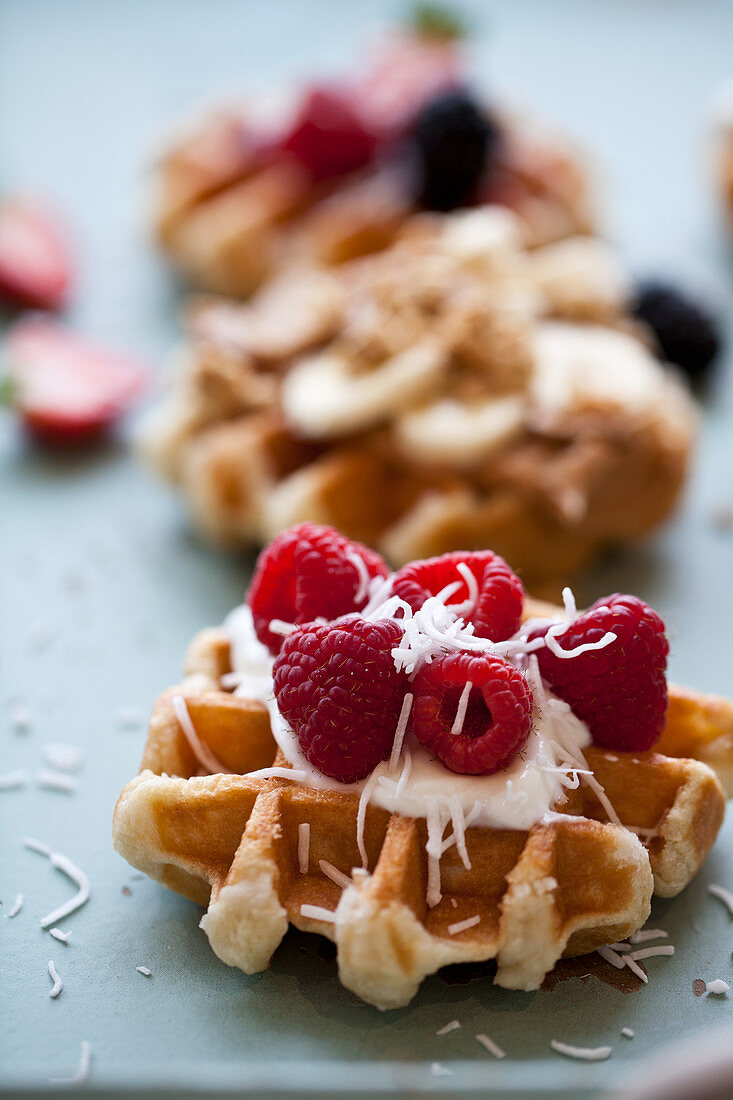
[411,89,499,211]
[632,281,721,382]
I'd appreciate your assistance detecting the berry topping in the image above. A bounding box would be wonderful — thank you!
[410,652,533,774]
[281,86,378,183]
[392,550,523,641]
[632,281,721,383]
[4,318,146,445]
[247,522,389,655]
[531,594,669,752]
[273,617,407,783]
[410,88,499,211]
[0,198,72,311]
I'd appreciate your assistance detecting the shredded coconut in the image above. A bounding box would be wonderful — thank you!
[430,1063,453,1077]
[8,702,31,732]
[24,839,91,928]
[388,693,413,771]
[172,695,230,775]
[300,904,336,923]
[450,680,473,736]
[48,961,63,998]
[448,914,481,936]
[136,966,152,977]
[620,1028,634,1039]
[628,945,675,961]
[624,957,648,983]
[346,550,370,605]
[112,706,145,730]
[247,766,308,782]
[475,1033,506,1059]
[0,769,29,791]
[37,770,77,794]
[49,928,71,943]
[298,823,310,874]
[709,883,733,917]
[550,1040,612,1062]
[356,769,382,869]
[7,893,24,918]
[42,743,85,772]
[436,1020,461,1036]
[706,979,730,995]
[318,860,352,890]
[597,946,626,970]
[268,618,298,637]
[629,928,668,944]
[50,1040,91,1086]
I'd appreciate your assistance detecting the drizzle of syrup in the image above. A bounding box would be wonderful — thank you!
[541,953,646,993]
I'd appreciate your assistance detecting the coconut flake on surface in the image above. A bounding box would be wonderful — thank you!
[48,961,63,998]
[36,770,77,794]
[7,893,24,918]
[708,883,733,917]
[436,1020,461,1036]
[0,770,29,791]
[42,743,85,772]
[629,928,668,944]
[24,838,90,928]
[476,1033,506,1059]
[49,928,71,943]
[706,979,730,995]
[621,1028,634,1039]
[50,1040,91,1087]
[430,1063,453,1077]
[550,1040,612,1062]
[136,966,152,977]
[7,702,31,732]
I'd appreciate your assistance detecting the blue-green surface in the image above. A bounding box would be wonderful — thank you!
[1,2,732,1097]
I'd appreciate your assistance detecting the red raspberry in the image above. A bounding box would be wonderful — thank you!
[273,618,407,783]
[281,86,378,182]
[248,523,389,655]
[531,594,669,752]
[392,550,523,641]
[410,652,533,775]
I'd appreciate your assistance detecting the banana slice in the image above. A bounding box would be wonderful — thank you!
[281,339,447,439]
[531,321,683,417]
[394,395,526,469]
[528,237,629,321]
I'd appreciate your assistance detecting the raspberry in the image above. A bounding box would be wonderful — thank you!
[247,523,389,655]
[410,652,533,774]
[531,594,669,752]
[632,281,720,383]
[281,86,378,183]
[273,618,407,783]
[410,89,499,211]
[392,550,523,641]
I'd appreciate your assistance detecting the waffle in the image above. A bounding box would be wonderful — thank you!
[141,210,697,587]
[154,98,593,300]
[113,602,729,1010]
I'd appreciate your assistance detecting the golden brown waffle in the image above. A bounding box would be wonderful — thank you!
[154,103,593,299]
[141,213,697,587]
[113,610,729,1010]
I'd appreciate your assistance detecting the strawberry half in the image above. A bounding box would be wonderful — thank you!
[0,199,72,311]
[4,319,147,445]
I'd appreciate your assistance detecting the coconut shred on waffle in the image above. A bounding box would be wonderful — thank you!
[113,524,732,1009]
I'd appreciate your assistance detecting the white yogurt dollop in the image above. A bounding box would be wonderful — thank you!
[224,603,591,832]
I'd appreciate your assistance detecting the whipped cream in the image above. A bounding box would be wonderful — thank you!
[224,602,592,834]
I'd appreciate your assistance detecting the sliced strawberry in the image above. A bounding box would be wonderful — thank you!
[4,319,147,445]
[0,199,72,311]
[281,85,379,182]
